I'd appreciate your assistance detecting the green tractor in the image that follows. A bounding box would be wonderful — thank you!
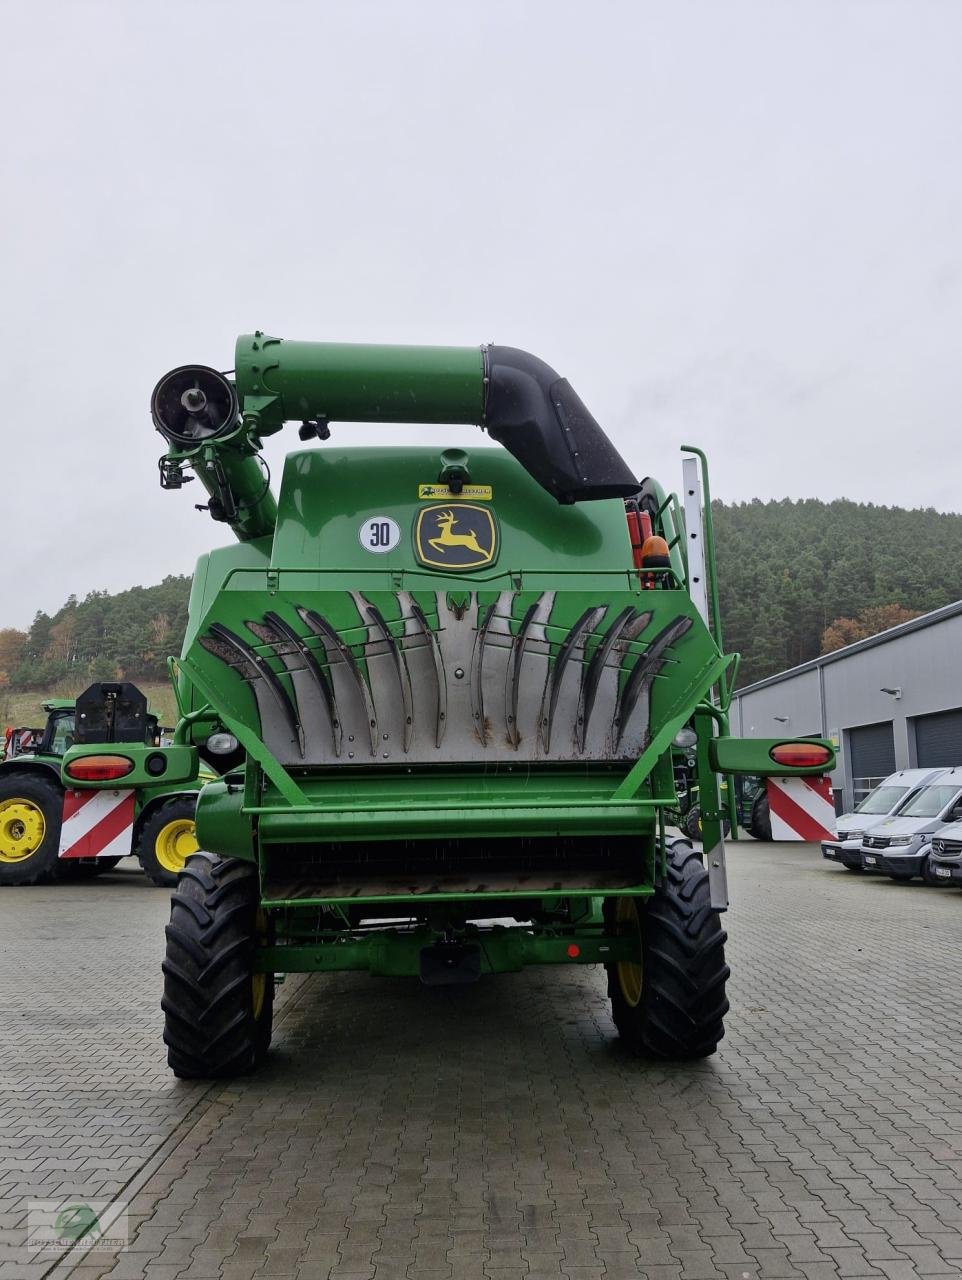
[63,333,834,1076]
[0,682,201,886]
[668,733,733,842]
[738,774,773,840]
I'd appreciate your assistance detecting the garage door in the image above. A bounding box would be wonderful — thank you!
[914,708,962,768]
[848,721,896,804]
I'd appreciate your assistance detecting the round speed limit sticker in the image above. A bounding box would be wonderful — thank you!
[358,515,401,554]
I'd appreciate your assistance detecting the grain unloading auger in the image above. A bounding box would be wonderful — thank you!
[66,332,834,1077]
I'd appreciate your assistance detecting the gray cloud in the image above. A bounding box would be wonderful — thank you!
[2,0,960,627]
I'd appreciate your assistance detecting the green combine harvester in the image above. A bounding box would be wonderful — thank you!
[63,333,835,1077]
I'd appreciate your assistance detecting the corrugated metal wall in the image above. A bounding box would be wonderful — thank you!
[732,609,962,811]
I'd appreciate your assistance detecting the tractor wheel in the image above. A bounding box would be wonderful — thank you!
[0,774,64,886]
[750,793,772,842]
[683,805,702,841]
[604,840,729,1059]
[138,797,199,887]
[682,804,731,842]
[162,853,274,1079]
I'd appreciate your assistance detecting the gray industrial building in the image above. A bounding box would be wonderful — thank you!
[731,601,962,812]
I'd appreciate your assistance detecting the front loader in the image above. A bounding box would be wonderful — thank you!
[65,333,834,1075]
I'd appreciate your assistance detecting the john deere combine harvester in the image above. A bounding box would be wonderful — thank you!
[62,333,835,1077]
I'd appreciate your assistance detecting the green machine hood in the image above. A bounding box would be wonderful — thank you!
[176,447,721,775]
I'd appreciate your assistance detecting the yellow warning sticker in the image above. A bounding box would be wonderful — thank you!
[418,483,492,500]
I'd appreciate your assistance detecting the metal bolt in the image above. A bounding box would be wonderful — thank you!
[454,667,465,679]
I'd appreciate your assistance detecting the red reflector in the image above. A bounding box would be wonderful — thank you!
[769,742,832,768]
[65,754,135,781]
[566,943,581,958]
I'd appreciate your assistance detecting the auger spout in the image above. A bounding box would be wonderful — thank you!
[152,332,640,542]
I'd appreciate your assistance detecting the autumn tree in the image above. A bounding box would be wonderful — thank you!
[0,628,27,684]
[820,604,923,655]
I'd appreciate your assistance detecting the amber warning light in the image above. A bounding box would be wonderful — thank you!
[65,754,135,782]
[769,742,832,769]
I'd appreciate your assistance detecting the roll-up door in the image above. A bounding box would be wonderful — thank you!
[914,708,962,768]
[848,721,896,805]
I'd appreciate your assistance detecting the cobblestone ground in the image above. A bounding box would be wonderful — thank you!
[2,844,962,1280]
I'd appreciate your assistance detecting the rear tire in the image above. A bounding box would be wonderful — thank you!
[162,853,273,1078]
[682,804,731,842]
[683,804,701,841]
[750,793,772,841]
[604,840,729,1058]
[138,796,199,887]
[0,774,64,885]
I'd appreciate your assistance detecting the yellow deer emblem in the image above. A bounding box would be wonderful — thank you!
[428,509,486,556]
[415,503,497,569]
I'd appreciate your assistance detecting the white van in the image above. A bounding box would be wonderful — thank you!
[928,819,962,884]
[860,766,962,882]
[821,768,947,871]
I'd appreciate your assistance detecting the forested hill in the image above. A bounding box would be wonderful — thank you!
[714,499,962,686]
[0,577,191,690]
[0,500,960,695]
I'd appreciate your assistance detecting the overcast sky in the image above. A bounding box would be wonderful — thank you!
[2,0,960,629]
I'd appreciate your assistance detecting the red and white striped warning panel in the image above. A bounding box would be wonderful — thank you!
[58,789,136,860]
[766,776,835,842]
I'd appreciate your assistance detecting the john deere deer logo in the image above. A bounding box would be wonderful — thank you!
[415,504,497,570]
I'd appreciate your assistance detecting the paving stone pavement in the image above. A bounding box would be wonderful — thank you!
[2,844,962,1280]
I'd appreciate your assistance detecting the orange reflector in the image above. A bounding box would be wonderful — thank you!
[65,754,135,781]
[769,742,832,769]
[566,943,581,958]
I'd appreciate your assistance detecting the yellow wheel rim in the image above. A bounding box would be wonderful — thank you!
[0,797,46,864]
[154,817,198,874]
[252,909,268,1020]
[615,897,644,1008]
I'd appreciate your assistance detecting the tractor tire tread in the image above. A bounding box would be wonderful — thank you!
[607,839,729,1060]
[161,852,272,1079]
[0,773,65,886]
[137,795,199,888]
